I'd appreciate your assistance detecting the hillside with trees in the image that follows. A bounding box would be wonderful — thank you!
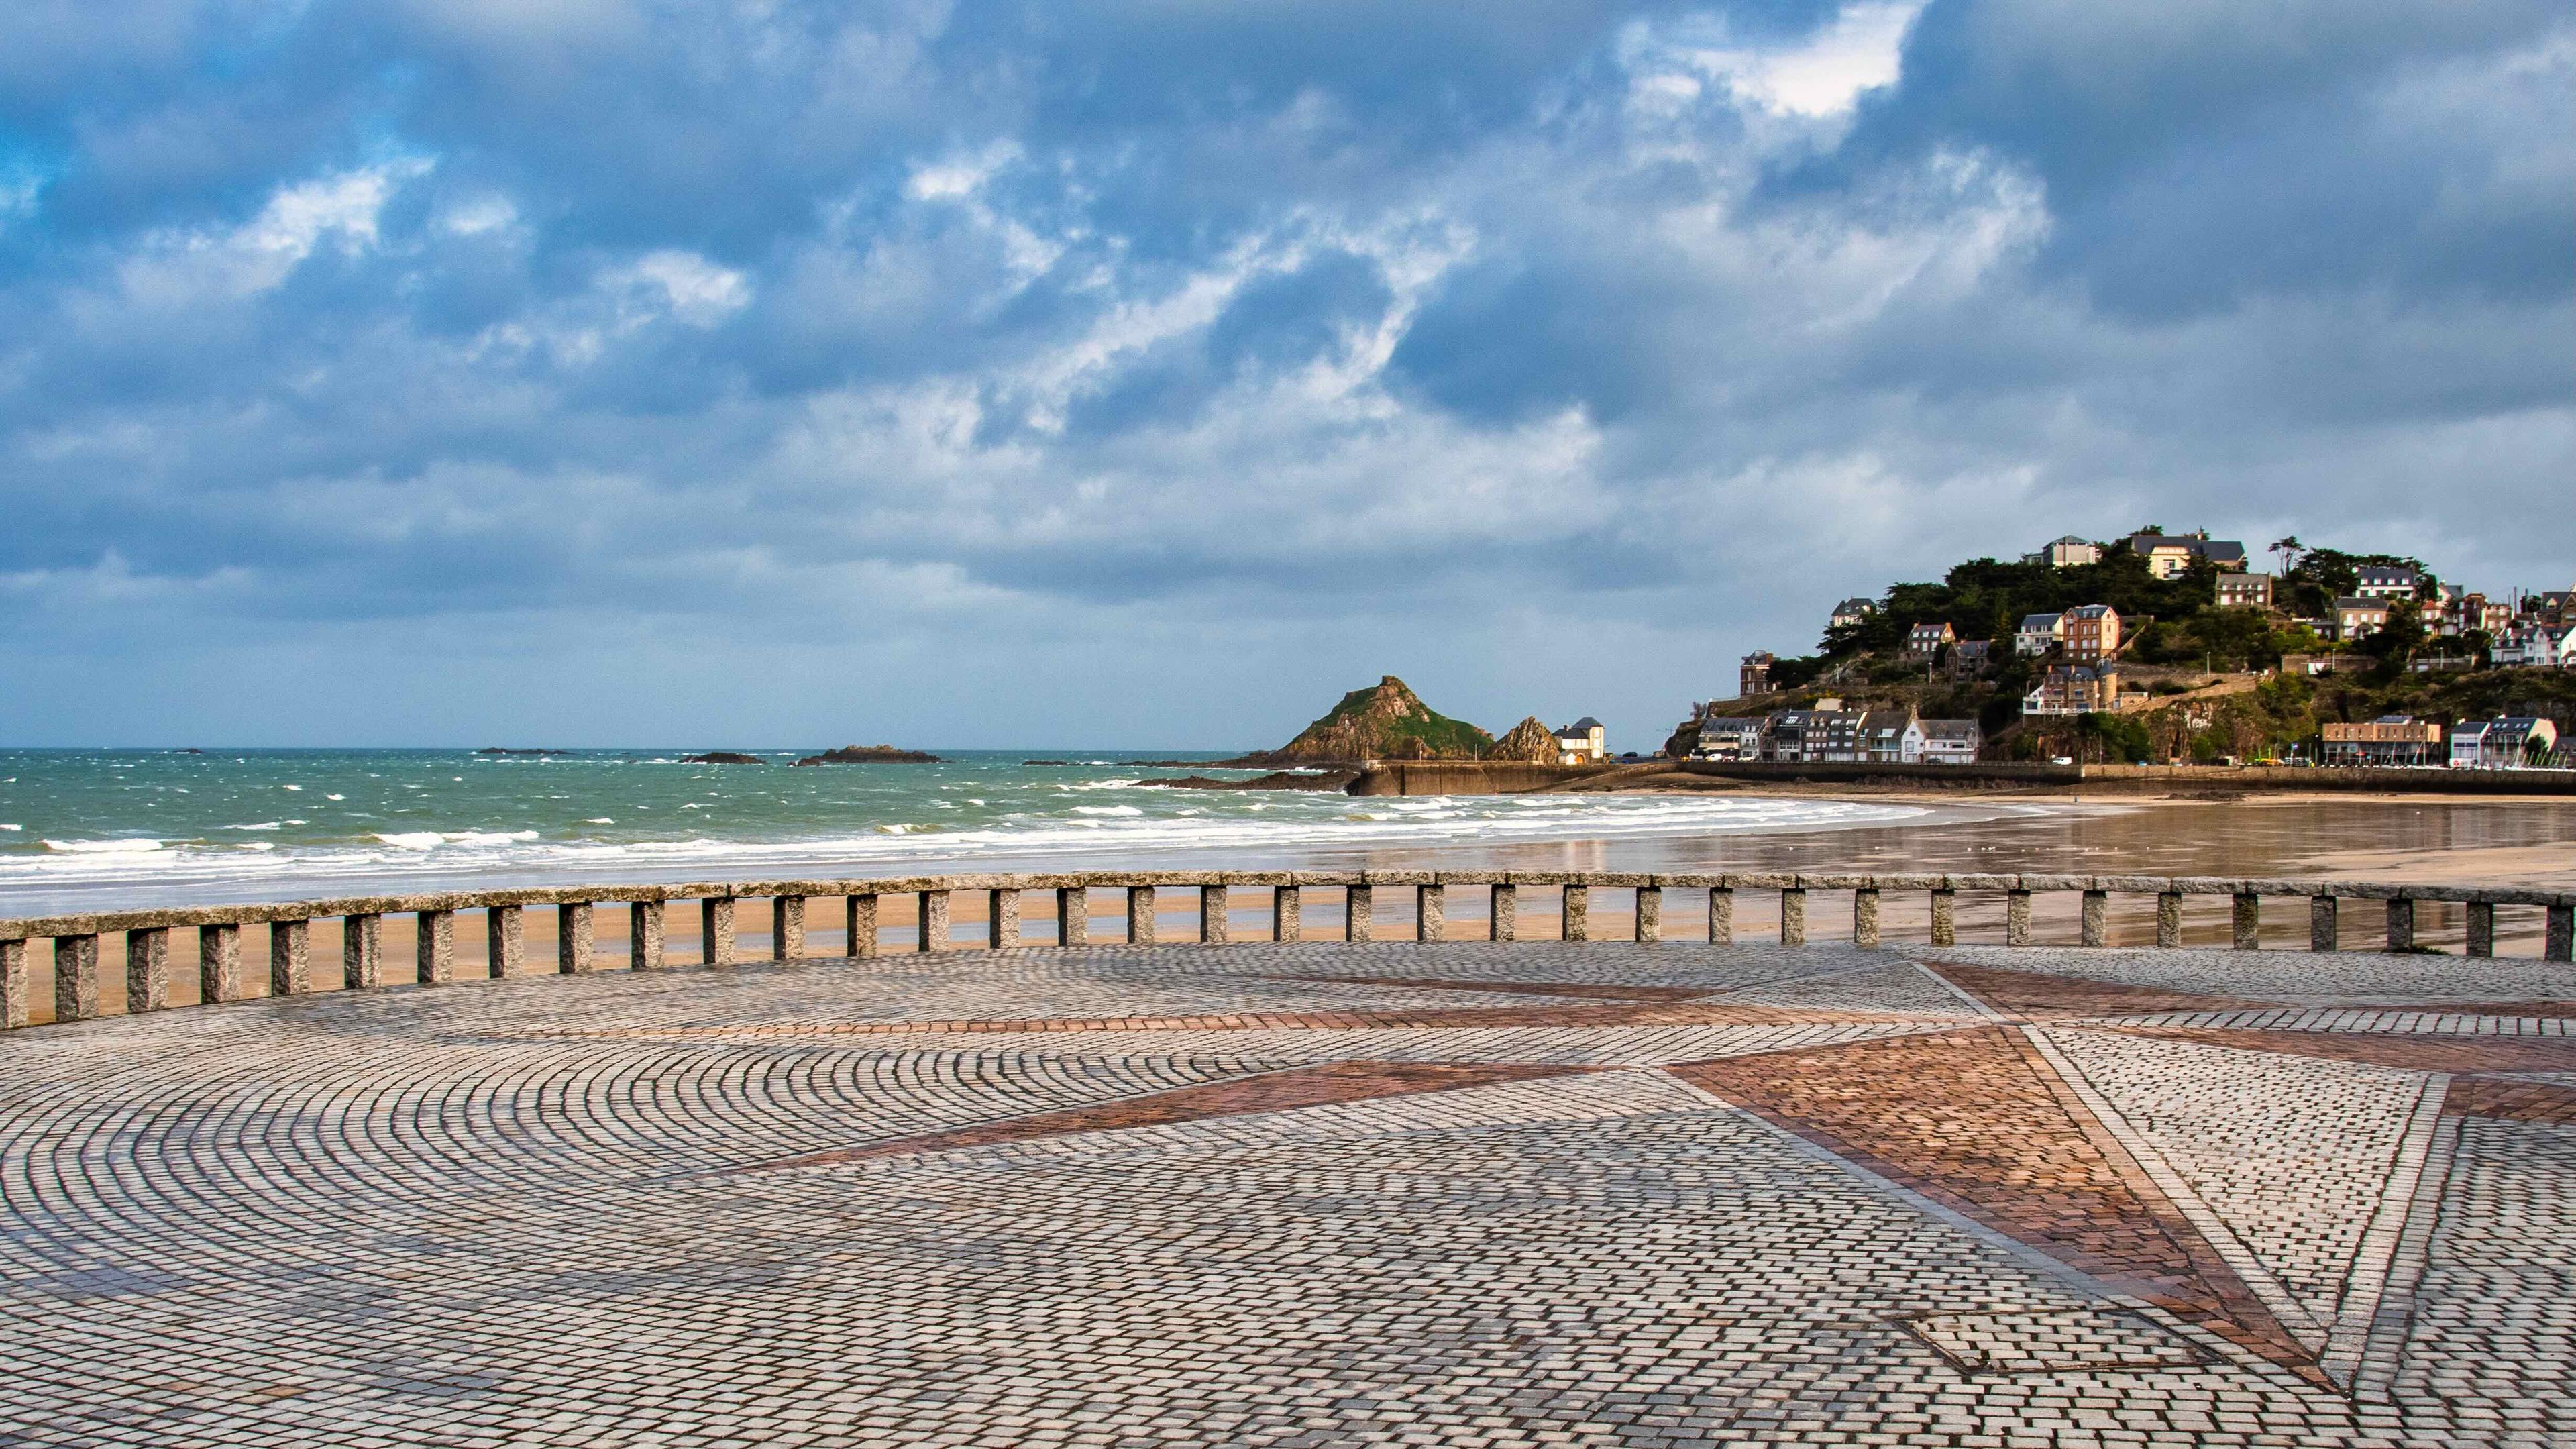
[1695,531,2571,765]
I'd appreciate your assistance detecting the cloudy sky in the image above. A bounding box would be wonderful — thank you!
[1,1,2567,749]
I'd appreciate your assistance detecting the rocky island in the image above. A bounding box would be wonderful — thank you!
[681,751,767,765]
[1241,676,1496,764]
[792,745,943,765]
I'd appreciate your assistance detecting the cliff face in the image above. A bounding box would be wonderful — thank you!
[1265,676,1495,762]
[1487,716,1561,763]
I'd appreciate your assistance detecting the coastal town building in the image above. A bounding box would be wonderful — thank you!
[2031,535,2100,568]
[1764,706,1864,763]
[2354,565,2424,600]
[1691,715,1763,761]
[2023,663,2123,716]
[1859,709,1913,763]
[1830,598,1878,629]
[2442,594,2516,637]
[1902,718,1982,765]
[2331,596,2392,641]
[2214,572,2275,609]
[1904,621,1955,660]
[2060,604,2122,661]
[1691,706,1982,766]
[2123,530,2247,579]
[2016,612,2066,657]
[1947,639,1993,680]
[1739,651,1777,697]
[1553,718,1608,765]
[2320,716,2446,767]
[2496,622,2576,669]
[2449,717,2559,769]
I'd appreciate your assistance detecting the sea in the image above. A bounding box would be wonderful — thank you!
[0,748,1961,915]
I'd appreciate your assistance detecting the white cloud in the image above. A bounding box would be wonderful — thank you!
[608,250,753,327]
[115,159,431,305]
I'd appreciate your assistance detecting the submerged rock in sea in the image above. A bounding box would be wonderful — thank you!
[1134,770,1359,792]
[792,745,942,765]
[682,751,767,765]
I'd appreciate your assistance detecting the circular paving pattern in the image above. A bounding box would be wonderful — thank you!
[0,940,2569,1446]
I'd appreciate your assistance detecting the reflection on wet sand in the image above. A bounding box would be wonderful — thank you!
[1323,796,2576,957]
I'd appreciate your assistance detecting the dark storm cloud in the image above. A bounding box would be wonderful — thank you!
[0,0,2565,745]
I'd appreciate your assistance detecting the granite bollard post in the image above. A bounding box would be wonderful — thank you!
[1929,888,1955,948]
[270,920,309,996]
[1559,884,1587,942]
[0,939,25,1028]
[2310,896,2339,953]
[772,896,805,960]
[2386,897,2415,953]
[1058,888,1089,946]
[1635,885,1660,943]
[918,890,949,953]
[342,914,380,990]
[1708,886,1733,946]
[2231,893,2260,951]
[54,934,101,1022]
[991,889,1016,949]
[2156,892,2184,948]
[1128,885,1157,945]
[1201,885,1229,944]
[1780,888,1806,947]
[1273,885,1301,943]
[1344,884,1372,943]
[2080,890,2108,947]
[2465,901,2495,959]
[486,906,522,979]
[127,927,170,1012]
[2005,889,2033,947]
[631,901,666,969]
[415,912,453,985]
[846,895,877,957]
[559,902,596,975]
[702,898,735,966]
[1488,883,1515,942]
[1853,887,1879,949]
[1417,883,1444,943]
[2546,904,2573,963]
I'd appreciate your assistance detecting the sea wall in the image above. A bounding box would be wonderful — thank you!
[1347,759,2576,796]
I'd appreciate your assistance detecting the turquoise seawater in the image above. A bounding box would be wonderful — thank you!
[0,748,1934,912]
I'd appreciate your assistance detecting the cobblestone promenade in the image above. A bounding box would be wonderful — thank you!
[2,941,2570,1446]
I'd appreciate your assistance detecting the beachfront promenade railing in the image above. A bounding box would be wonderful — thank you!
[1,870,2571,1030]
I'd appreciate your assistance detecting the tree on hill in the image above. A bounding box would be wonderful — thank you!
[2279,547,2436,617]
[1815,539,2217,659]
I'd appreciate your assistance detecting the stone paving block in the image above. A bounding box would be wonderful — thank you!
[0,938,2561,1446]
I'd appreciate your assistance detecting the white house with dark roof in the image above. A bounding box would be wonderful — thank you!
[1553,718,1607,764]
[1903,718,1982,764]
[2449,717,2558,769]
[1830,598,1878,629]
[2354,565,2423,600]
[2016,612,2066,657]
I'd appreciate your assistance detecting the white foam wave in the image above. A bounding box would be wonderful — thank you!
[1,791,1964,899]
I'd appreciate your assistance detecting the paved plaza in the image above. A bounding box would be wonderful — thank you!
[1,940,2571,1446]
